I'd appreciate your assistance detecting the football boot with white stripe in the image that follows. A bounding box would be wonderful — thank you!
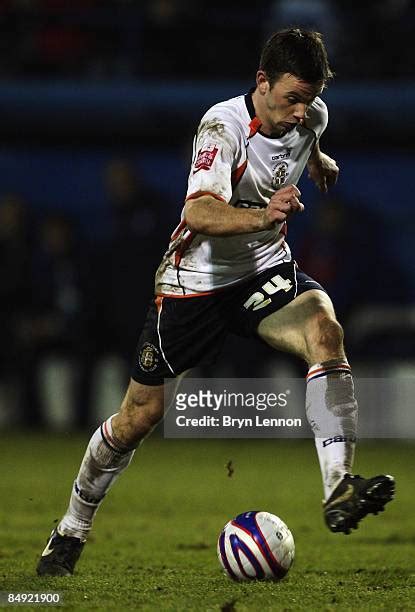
[36,527,85,576]
[324,473,395,535]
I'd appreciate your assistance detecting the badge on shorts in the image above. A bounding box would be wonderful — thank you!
[193,144,219,173]
[139,342,159,372]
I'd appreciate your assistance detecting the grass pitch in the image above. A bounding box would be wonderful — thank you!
[1,432,414,610]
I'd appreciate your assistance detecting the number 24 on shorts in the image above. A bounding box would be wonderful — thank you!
[243,274,293,311]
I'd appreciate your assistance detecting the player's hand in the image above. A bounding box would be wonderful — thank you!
[263,184,304,226]
[307,152,339,193]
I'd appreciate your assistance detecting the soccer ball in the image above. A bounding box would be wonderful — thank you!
[217,510,295,581]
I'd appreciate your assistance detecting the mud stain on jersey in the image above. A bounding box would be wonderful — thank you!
[155,254,170,280]
[197,119,235,149]
[197,119,225,138]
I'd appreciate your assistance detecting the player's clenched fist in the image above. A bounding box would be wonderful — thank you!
[263,184,304,227]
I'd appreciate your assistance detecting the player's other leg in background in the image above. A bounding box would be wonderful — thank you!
[36,380,168,576]
[257,289,394,534]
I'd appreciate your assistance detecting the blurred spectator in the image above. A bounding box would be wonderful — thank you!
[104,158,163,243]
[15,212,93,427]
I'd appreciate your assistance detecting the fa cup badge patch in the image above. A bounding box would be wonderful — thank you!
[194,144,219,173]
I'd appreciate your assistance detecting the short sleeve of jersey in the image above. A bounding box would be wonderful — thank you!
[306,97,328,140]
[186,115,241,203]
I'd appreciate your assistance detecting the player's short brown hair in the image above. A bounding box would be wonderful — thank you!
[260,28,333,87]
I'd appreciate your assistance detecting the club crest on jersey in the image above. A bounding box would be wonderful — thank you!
[193,144,218,173]
[139,342,159,372]
[272,161,289,189]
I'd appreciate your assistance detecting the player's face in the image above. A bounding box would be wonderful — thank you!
[255,72,324,137]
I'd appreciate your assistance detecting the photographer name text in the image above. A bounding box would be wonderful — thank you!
[175,415,302,429]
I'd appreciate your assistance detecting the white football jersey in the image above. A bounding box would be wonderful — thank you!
[155,90,328,296]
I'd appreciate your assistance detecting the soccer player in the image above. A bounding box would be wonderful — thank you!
[37,29,395,576]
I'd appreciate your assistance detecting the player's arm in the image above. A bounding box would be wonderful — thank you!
[307,140,339,193]
[184,185,304,237]
[306,98,339,193]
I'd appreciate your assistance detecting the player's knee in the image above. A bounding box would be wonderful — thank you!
[114,382,164,445]
[306,309,344,362]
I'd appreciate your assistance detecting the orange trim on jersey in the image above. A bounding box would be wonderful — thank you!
[185,191,226,203]
[155,295,163,313]
[156,289,220,299]
[174,230,195,267]
[248,117,262,138]
[170,219,186,241]
[231,160,248,188]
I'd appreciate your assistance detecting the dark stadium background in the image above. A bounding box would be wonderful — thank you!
[0,0,414,432]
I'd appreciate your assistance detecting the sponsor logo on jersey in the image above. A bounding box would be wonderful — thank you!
[272,161,289,189]
[139,342,159,372]
[271,149,291,161]
[193,144,219,173]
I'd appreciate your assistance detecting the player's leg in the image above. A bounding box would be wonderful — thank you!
[36,294,179,577]
[36,379,167,576]
[257,288,394,533]
[258,289,356,490]
[59,380,167,537]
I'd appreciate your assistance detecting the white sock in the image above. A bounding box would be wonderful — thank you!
[59,414,136,540]
[306,361,357,501]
